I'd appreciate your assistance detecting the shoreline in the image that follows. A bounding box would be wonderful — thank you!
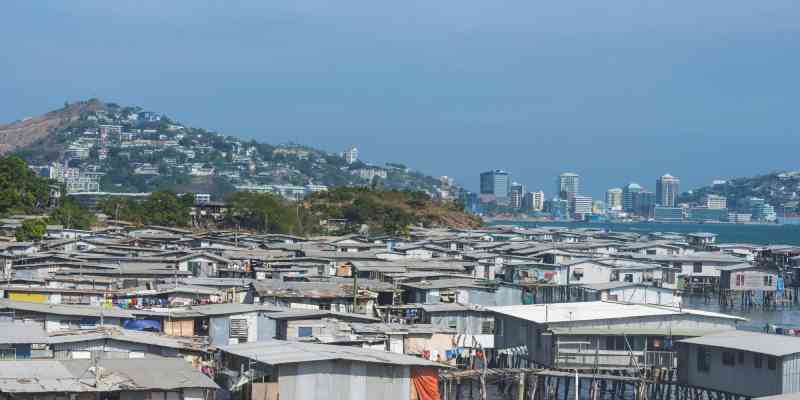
[484,217,784,227]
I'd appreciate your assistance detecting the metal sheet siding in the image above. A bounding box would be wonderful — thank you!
[278,360,410,400]
[783,354,800,393]
[210,317,230,346]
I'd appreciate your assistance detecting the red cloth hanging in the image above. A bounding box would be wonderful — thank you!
[411,367,441,400]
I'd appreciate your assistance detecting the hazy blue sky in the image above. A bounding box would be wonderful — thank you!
[2,1,799,198]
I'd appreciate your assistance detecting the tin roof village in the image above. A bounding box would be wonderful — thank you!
[0,223,799,400]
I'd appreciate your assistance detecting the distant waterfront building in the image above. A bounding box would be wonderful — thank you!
[633,191,656,218]
[522,191,545,212]
[728,212,752,224]
[622,183,642,212]
[748,197,777,222]
[557,172,580,201]
[479,170,511,205]
[548,198,570,220]
[592,200,606,214]
[705,194,727,209]
[510,182,525,209]
[343,146,359,164]
[532,191,545,211]
[688,207,728,222]
[605,188,623,211]
[656,174,680,207]
[653,206,684,222]
[571,195,593,220]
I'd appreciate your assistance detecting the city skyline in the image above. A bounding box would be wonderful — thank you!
[477,169,693,203]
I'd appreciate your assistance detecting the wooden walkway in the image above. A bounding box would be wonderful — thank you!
[439,368,752,400]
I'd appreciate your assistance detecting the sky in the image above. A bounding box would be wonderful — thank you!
[2,1,799,199]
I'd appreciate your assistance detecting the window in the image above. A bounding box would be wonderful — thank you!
[624,274,634,283]
[754,354,763,368]
[229,318,248,339]
[480,320,493,334]
[0,345,15,360]
[447,319,458,330]
[722,351,735,366]
[697,347,711,372]
[298,326,313,337]
[606,336,626,351]
[764,276,774,287]
[646,249,657,255]
[768,356,777,370]
[738,351,744,364]
[693,263,703,274]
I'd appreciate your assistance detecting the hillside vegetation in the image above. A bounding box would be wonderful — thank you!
[6,99,460,198]
[681,171,800,213]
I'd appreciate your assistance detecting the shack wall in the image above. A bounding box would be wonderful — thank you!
[277,360,411,400]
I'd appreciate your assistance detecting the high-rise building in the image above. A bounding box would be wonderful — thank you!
[510,182,525,209]
[522,190,545,212]
[622,183,642,212]
[532,191,544,211]
[343,146,359,164]
[633,191,656,217]
[548,198,570,220]
[571,195,593,220]
[557,173,580,201]
[605,188,623,211]
[705,194,727,210]
[479,170,511,205]
[656,174,680,207]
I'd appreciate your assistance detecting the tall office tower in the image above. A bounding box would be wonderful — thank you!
[510,182,525,209]
[622,183,642,212]
[532,191,545,211]
[656,174,680,207]
[633,190,656,217]
[605,188,623,211]
[479,170,511,205]
[557,172,580,200]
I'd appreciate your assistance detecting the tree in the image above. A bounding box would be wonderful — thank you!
[142,191,192,227]
[0,155,52,214]
[225,192,297,234]
[49,198,96,229]
[15,218,47,242]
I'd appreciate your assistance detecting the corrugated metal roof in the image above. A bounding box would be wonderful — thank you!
[0,322,49,343]
[0,299,134,319]
[678,331,800,357]
[488,301,746,324]
[219,340,447,368]
[0,359,218,393]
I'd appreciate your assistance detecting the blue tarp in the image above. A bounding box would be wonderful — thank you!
[122,319,162,332]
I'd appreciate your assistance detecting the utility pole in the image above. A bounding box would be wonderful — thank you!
[352,265,358,313]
